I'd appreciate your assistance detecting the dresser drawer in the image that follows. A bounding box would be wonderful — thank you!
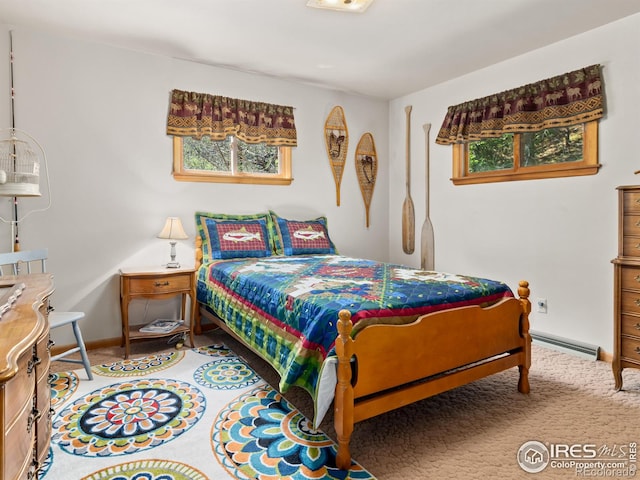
[623,215,640,237]
[127,274,192,294]
[622,236,640,258]
[620,267,640,290]
[4,395,36,480]
[620,290,640,315]
[3,352,36,428]
[621,336,640,363]
[621,314,640,337]
[624,191,640,214]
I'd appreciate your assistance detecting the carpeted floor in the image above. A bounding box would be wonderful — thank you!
[52,331,640,479]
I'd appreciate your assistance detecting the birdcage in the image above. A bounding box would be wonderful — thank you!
[0,128,42,197]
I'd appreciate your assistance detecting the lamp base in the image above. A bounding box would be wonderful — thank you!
[166,261,181,269]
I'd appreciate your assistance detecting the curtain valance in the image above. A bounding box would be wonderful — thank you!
[435,64,604,145]
[167,89,297,147]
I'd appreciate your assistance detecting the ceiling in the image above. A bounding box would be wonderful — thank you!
[1,0,639,99]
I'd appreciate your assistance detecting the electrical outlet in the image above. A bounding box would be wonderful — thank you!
[536,298,548,314]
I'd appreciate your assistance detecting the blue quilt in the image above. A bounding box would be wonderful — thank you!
[197,254,514,402]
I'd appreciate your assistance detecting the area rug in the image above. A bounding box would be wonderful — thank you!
[41,344,376,480]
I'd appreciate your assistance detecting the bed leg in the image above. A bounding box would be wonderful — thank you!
[194,304,202,335]
[335,309,355,470]
[517,280,532,394]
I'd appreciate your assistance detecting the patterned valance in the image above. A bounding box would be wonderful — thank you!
[435,64,604,145]
[167,89,297,147]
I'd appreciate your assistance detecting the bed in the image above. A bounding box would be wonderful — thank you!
[193,211,531,470]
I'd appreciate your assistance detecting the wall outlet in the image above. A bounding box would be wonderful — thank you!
[536,298,548,314]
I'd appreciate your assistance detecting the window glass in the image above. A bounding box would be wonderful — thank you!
[452,121,598,184]
[521,125,583,167]
[173,136,292,185]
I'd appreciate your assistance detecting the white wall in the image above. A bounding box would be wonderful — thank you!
[0,25,389,346]
[388,13,640,353]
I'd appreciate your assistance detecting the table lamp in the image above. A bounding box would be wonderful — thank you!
[157,216,188,268]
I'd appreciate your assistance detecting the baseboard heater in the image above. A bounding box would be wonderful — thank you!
[530,330,600,361]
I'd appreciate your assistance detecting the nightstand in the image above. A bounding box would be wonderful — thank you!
[119,266,196,359]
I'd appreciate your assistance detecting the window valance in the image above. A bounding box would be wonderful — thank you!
[167,89,297,147]
[435,64,604,145]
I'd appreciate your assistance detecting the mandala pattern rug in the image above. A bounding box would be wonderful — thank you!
[43,346,376,480]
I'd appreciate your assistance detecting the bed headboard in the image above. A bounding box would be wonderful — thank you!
[195,235,203,270]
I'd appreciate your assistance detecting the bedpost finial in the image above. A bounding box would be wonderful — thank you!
[337,309,353,336]
[518,280,530,299]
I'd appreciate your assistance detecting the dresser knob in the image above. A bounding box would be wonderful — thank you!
[636,347,640,354]
[635,275,640,282]
[635,299,640,307]
[154,281,170,287]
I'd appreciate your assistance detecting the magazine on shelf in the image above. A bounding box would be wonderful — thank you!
[139,318,184,333]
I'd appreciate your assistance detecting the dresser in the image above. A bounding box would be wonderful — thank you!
[613,185,640,390]
[0,274,54,480]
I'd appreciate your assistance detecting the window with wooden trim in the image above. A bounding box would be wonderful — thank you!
[451,121,599,185]
[173,136,292,185]
[167,89,297,185]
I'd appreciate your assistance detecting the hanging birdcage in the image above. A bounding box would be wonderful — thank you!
[0,128,42,197]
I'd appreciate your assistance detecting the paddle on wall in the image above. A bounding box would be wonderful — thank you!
[402,106,415,254]
[421,123,434,270]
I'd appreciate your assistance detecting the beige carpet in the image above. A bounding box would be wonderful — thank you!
[53,332,640,479]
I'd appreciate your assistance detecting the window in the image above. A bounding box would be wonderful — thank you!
[167,89,297,185]
[451,121,599,185]
[173,136,292,185]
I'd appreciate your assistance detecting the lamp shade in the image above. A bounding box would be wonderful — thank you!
[157,217,188,240]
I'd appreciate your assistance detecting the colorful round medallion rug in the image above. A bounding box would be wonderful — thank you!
[193,343,235,358]
[52,378,205,457]
[212,384,374,479]
[80,459,208,480]
[92,351,185,377]
[50,371,79,410]
[193,357,260,390]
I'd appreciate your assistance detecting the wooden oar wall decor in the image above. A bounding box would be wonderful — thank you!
[324,106,349,206]
[355,132,378,227]
[402,106,415,254]
[420,123,434,270]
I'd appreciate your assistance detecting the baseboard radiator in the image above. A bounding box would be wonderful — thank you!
[530,330,600,361]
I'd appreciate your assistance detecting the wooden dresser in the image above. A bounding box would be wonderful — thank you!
[0,274,54,480]
[613,185,640,390]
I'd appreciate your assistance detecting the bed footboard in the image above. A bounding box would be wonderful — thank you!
[334,280,531,470]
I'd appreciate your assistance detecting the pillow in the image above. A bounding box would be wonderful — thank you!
[270,211,337,256]
[195,211,281,261]
[200,217,272,260]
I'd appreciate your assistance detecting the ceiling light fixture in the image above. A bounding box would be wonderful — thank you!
[306,0,374,13]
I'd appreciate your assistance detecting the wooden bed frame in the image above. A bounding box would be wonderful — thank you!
[194,237,531,470]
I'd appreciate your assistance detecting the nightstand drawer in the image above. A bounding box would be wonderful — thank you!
[127,274,192,294]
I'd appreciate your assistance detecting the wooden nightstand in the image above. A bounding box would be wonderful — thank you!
[119,266,196,359]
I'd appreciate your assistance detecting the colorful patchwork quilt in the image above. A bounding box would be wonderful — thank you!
[196,254,514,410]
